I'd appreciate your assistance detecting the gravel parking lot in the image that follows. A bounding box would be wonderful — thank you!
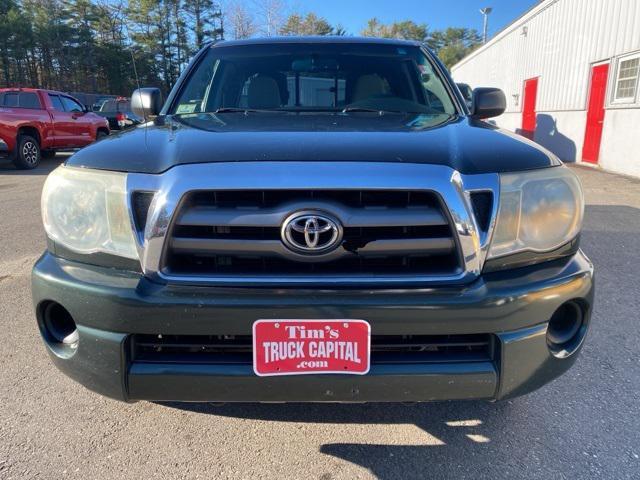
[1,157,639,479]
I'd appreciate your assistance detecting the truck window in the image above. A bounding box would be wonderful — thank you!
[48,94,65,111]
[61,96,84,113]
[0,92,41,109]
[100,100,131,113]
[19,93,41,109]
[100,100,117,112]
[3,93,19,107]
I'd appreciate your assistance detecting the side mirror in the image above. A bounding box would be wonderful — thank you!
[470,87,506,119]
[131,88,163,120]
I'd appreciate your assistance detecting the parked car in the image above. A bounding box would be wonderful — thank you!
[96,97,142,131]
[91,98,110,112]
[0,88,110,169]
[33,38,593,403]
[65,92,117,112]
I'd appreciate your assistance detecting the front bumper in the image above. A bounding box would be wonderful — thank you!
[31,250,594,402]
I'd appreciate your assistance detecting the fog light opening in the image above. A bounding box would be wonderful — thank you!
[547,300,587,358]
[38,301,79,358]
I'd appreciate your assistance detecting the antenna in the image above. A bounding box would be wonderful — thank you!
[122,22,142,93]
[129,48,143,97]
[122,20,150,139]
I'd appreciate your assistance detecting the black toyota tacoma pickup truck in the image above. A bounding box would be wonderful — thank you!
[32,37,594,402]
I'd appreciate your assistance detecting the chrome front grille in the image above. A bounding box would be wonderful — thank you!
[162,189,463,278]
[127,162,500,285]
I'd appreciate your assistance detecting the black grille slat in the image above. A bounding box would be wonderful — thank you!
[172,225,453,240]
[132,334,493,365]
[170,238,283,255]
[176,205,449,228]
[188,190,439,209]
[168,253,459,275]
[169,237,455,257]
[164,190,462,280]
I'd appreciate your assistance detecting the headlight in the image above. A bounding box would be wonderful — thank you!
[488,166,583,259]
[42,166,138,259]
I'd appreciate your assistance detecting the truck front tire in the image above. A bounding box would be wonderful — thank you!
[13,135,41,170]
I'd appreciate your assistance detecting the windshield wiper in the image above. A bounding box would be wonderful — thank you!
[341,107,410,114]
[341,107,384,113]
[212,107,275,114]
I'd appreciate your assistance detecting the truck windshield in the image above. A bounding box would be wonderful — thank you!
[172,43,458,115]
[100,100,131,113]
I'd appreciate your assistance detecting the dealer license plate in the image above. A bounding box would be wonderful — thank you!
[252,319,371,376]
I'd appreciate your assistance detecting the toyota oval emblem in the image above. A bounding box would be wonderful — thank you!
[281,211,343,254]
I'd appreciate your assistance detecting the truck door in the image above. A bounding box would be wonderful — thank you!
[47,93,75,147]
[60,95,93,146]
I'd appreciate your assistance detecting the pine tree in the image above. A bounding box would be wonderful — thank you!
[183,0,223,46]
[280,12,333,36]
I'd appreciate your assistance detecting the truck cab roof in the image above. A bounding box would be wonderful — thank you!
[210,36,424,48]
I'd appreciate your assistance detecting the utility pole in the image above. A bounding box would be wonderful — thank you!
[480,7,493,44]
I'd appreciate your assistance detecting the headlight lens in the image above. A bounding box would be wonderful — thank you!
[488,166,583,259]
[42,166,138,259]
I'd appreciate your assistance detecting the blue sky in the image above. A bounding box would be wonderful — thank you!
[292,0,539,38]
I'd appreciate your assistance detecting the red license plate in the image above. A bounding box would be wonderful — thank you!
[253,319,371,376]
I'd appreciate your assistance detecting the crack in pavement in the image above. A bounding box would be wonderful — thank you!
[0,255,40,282]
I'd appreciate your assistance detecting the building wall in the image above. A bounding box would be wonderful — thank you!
[451,0,640,177]
[599,109,640,177]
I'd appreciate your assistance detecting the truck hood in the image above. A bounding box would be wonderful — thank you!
[66,112,559,175]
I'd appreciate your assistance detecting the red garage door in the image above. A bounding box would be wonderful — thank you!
[582,63,609,164]
[521,77,538,140]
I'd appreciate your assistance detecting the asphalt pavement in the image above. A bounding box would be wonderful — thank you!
[1,156,639,479]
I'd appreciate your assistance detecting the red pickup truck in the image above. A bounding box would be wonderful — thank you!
[0,88,110,169]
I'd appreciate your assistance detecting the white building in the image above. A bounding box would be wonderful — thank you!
[452,0,640,178]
